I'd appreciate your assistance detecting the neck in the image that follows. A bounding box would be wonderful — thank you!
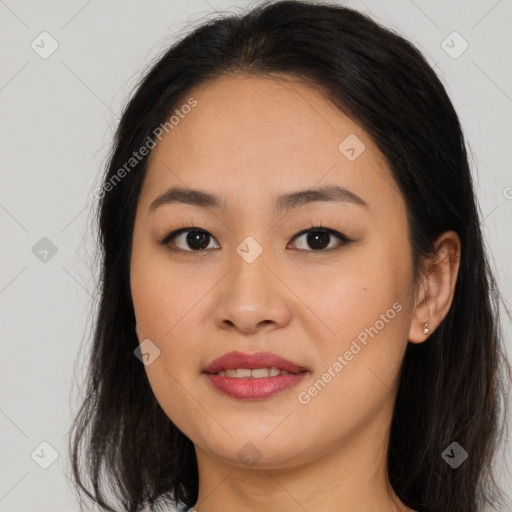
[191,403,411,512]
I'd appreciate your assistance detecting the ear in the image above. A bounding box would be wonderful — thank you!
[408,230,461,343]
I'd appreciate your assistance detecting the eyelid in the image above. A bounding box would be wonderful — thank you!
[288,226,350,252]
[159,227,220,251]
[159,226,352,253]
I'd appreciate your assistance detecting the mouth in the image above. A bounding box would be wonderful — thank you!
[202,351,310,400]
[203,350,309,375]
[209,367,307,378]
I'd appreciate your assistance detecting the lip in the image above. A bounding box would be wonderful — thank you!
[203,351,309,374]
[202,351,310,400]
[204,372,308,400]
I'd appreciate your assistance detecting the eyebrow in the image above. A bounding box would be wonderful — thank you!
[148,184,368,213]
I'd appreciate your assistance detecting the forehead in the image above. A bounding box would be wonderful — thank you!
[141,73,402,215]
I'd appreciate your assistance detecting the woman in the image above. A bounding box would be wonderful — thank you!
[69,1,511,511]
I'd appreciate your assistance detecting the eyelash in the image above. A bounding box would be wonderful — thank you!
[158,223,353,254]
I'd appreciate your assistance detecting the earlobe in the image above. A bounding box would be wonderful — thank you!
[408,230,461,344]
[408,289,432,344]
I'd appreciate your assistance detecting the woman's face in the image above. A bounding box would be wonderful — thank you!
[130,74,417,470]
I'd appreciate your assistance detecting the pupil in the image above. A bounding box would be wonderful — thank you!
[187,231,209,250]
[307,231,329,250]
[184,230,330,251]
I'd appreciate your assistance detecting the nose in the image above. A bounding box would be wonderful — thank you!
[213,246,293,334]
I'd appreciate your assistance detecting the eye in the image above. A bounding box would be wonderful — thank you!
[159,228,220,252]
[159,225,352,253]
[288,227,351,252]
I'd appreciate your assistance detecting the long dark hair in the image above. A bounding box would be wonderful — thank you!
[68,1,511,511]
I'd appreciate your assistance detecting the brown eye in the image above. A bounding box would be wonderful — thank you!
[160,226,351,254]
[160,228,220,252]
[289,227,350,252]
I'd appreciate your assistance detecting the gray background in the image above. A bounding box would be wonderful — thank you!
[1,0,511,510]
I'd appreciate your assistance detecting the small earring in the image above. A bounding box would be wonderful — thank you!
[423,322,430,334]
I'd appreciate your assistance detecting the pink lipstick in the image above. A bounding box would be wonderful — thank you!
[203,351,309,400]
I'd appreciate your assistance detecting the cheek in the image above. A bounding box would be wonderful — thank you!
[309,274,409,393]
[303,248,410,342]
[130,246,210,407]
[295,278,410,441]
[131,245,200,341]
[307,233,412,387]
[130,253,205,432]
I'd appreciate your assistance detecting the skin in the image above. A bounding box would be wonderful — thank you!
[130,73,461,512]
